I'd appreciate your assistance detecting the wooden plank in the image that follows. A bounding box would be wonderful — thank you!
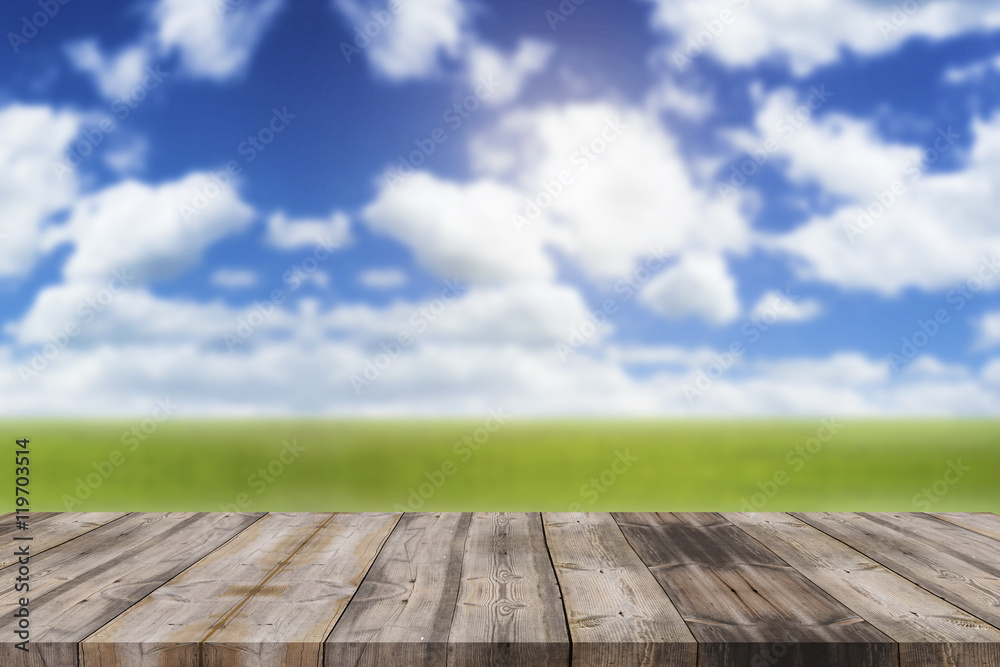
[613,512,896,666]
[930,512,1000,542]
[543,512,696,667]
[0,512,262,667]
[795,512,1000,630]
[447,512,569,666]
[82,512,400,666]
[0,512,59,538]
[726,512,1000,666]
[326,512,472,666]
[863,512,1000,563]
[0,512,129,568]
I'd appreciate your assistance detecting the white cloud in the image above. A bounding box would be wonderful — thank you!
[64,40,153,100]
[605,344,726,369]
[739,89,919,199]
[361,99,751,334]
[0,105,81,278]
[466,39,554,105]
[6,315,1000,414]
[333,0,553,99]
[211,269,258,288]
[639,253,740,325]
[2,273,622,414]
[103,136,148,175]
[975,311,1000,350]
[646,0,1000,75]
[648,80,713,120]
[7,285,253,347]
[767,110,1000,295]
[358,268,407,288]
[749,353,888,386]
[44,173,255,283]
[470,102,750,280]
[362,171,556,285]
[943,54,1000,83]
[983,358,1000,385]
[67,0,284,98]
[334,0,467,80]
[266,211,351,250]
[325,281,598,348]
[304,271,330,289]
[749,289,821,323]
[902,356,970,380]
[154,0,285,79]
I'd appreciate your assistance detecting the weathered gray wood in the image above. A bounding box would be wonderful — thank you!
[795,512,1000,630]
[726,512,1000,666]
[930,512,1000,542]
[82,512,399,667]
[0,512,59,538]
[0,512,129,568]
[5,511,1000,663]
[326,512,472,666]
[0,512,262,667]
[863,512,1000,565]
[448,512,569,666]
[614,512,897,666]
[543,512,696,666]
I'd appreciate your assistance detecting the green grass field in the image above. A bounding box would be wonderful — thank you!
[4,419,998,513]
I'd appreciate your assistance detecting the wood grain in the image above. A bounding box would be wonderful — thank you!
[0,512,59,538]
[795,512,1000,630]
[0,512,262,667]
[863,512,1000,563]
[82,512,399,667]
[543,512,696,667]
[447,512,569,666]
[3,512,998,664]
[930,512,1000,543]
[326,512,471,666]
[726,512,1000,666]
[614,512,897,666]
[0,512,129,568]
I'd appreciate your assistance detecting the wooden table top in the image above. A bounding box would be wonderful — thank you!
[2,512,999,666]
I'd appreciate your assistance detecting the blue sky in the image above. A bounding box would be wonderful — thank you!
[2,0,1000,415]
